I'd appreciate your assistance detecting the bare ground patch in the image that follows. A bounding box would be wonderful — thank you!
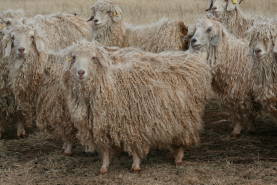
[0,105,276,185]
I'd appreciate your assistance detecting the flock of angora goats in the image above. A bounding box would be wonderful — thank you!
[0,0,276,174]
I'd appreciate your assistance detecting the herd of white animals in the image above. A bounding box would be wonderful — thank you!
[0,0,276,174]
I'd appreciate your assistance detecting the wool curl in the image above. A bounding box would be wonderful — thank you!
[90,0,188,52]
[0,9,24,20]
[25,13,92,50]
[216,7,254,39]
[0,9,25,33]
[62,41,212,159]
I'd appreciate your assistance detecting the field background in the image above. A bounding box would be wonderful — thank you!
[0,0,277,185]
[0,0,277,24]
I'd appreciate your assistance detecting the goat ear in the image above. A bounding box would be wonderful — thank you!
[187,25,196,39]
[4,41,12,57]
[0,23,6,30]
[62,70,71,91]
[179,22,188,36]
[34,34,45,52]
[227,0,237,11]
[95,47,111,69]
[3,35,12,58]
[273,42,277,55]
[210,35,220,46]
[111,6,122,23]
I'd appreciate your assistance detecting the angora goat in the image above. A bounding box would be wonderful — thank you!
[62,41,212,173]
[88,0,188,52]
[247,20,277,118]
[2,13,91,149]
[189,17,254,136]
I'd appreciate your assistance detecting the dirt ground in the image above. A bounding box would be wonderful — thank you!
[0,105,276,185]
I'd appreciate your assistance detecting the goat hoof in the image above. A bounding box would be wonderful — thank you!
[131,167,141,173]
[17,133,27,138]
[230,133,240,138]
[175,161,183,166]
[99,168,108,174]
[63,152,73,156]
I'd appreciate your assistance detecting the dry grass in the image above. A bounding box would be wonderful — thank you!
[0,107,276,185]
[0,0,276,24]
[0,0,277,184]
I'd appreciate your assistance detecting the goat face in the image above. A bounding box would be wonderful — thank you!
[5,26,34,58]
[190,18,221,51]
[88,0,122,28]
[249,39,273,60]
[70,54,91,81]
[68,44,109,82]
[207,0,237,17]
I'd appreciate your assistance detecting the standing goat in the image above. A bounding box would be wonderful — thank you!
[0,10,26,138]
[247,20,277,118]
[2,13,91,152]
[88,0,188,52]
[206,0,256,39]
[190,18,254,136]
[35,53,77,155]
[62,41,212,173]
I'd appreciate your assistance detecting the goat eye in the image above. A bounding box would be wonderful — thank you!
[71,56,76,63]
[92,56,97,60]
[207,27,212,33]
[107,10,112,14]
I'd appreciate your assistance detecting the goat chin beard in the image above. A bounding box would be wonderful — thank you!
[17,53,26,59]
[76,75,87,81]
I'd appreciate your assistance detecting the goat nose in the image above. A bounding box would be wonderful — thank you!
[78,70,85,76]
[18,47,25,53]
[191,38,197,44]
[254,48,262,55]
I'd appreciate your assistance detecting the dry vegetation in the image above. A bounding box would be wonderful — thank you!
[0,0,277,24]
[0,0,277,185]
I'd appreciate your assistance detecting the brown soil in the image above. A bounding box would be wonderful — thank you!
[0,104,276,185]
